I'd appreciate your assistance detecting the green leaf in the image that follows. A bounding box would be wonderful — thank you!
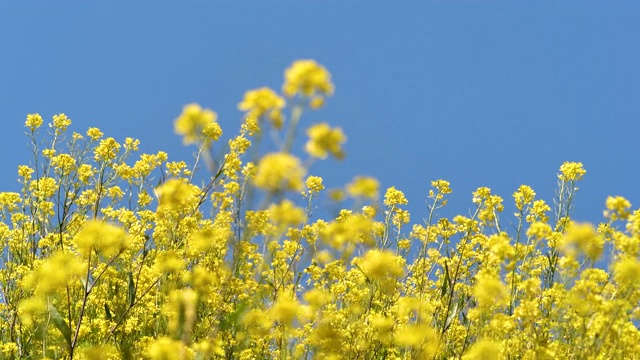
[105,303,113,322]
[127,272,135,307]
[444,300,458,331]
[441,262,451,297]
[48,304,72,348]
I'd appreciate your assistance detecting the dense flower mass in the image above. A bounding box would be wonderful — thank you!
[0,61,638,360]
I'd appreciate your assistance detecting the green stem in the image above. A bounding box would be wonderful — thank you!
[283,105,303,154]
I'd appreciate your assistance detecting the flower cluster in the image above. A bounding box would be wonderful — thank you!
[0,61,638,360]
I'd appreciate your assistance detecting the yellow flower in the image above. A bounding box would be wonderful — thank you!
[124,137,140,151]
[42,148,55,158]
[513,185,536,211]
[283,59,334,98]
[309,96,325,109]
[78,164,94,184]
[22,252,85,295]
[147,337,194,360]
[320,213,375,249]
[74,219,130,258]
[153,250,184,274]
[188,227,231,254]
[94,137,121,162]
[384,186,408,207]
[17,297,47,327]
[398,238,411,250]
[558,161,586,182]
[51,153,76,176]
[303,288,331,309]
[614,256,640,286]
[347,176,379,199]
[604,195,632,221]
[370,313,394,343]
[77,344,119,359]
[52,113,72,132]
[25,113,43,131]
[270,293,301,327]
[474,271,508,309]
[174,103,221,145]
[393,209,411,227]
[106,186,124,200]
[462,338,503,360]
[430,179,452,199]
[355,249,404,281]
[563,221,603,261]
[305,122,346,160]
[166,289,198,339]
[0,192,21,212]
[86,127,104,140]
[305,175,325,194]
[527,199,551,223]
[269,199,305,227]
[155,178,199,210]
[526,221,552,240]
[203,122,223,141]
[18,165,34,181]
[242,309,272,337]
[238,87,285,130]
[254,152,306,192]
[394,324,439,356]
[29,177,57,199]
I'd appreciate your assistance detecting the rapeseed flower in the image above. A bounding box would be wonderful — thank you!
[22,251,85,295]
[254,152,305,192]
[94,137,121,162]
[513,185,536,211]
[51,153,76,176]
[269,199,305,227]
[355,249,404,281]
[74,219,129,258]
[155,178,199,210]
[384,186,408,207]
[558,161,586,182]
[174,103,222,145]
[52,113,72,132]
[238,87,285,130]
[283,59,334,98]
[6,60,640,360]
[605,195,632,221]
[462,339,502,360]
[305,122,346,159]
[86,127,103,140]
[25,113,43,131]
[347,176,379,199]
[614,256,640,286]
[474,270,508,309]
[271,293,302,327]
[563,221,603,261]
[305,175,325,195]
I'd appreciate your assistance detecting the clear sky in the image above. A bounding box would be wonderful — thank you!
[1,2,639,229]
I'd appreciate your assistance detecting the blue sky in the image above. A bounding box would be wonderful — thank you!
[1,2,639,229]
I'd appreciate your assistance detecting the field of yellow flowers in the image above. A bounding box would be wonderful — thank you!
[0,60,638,360]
